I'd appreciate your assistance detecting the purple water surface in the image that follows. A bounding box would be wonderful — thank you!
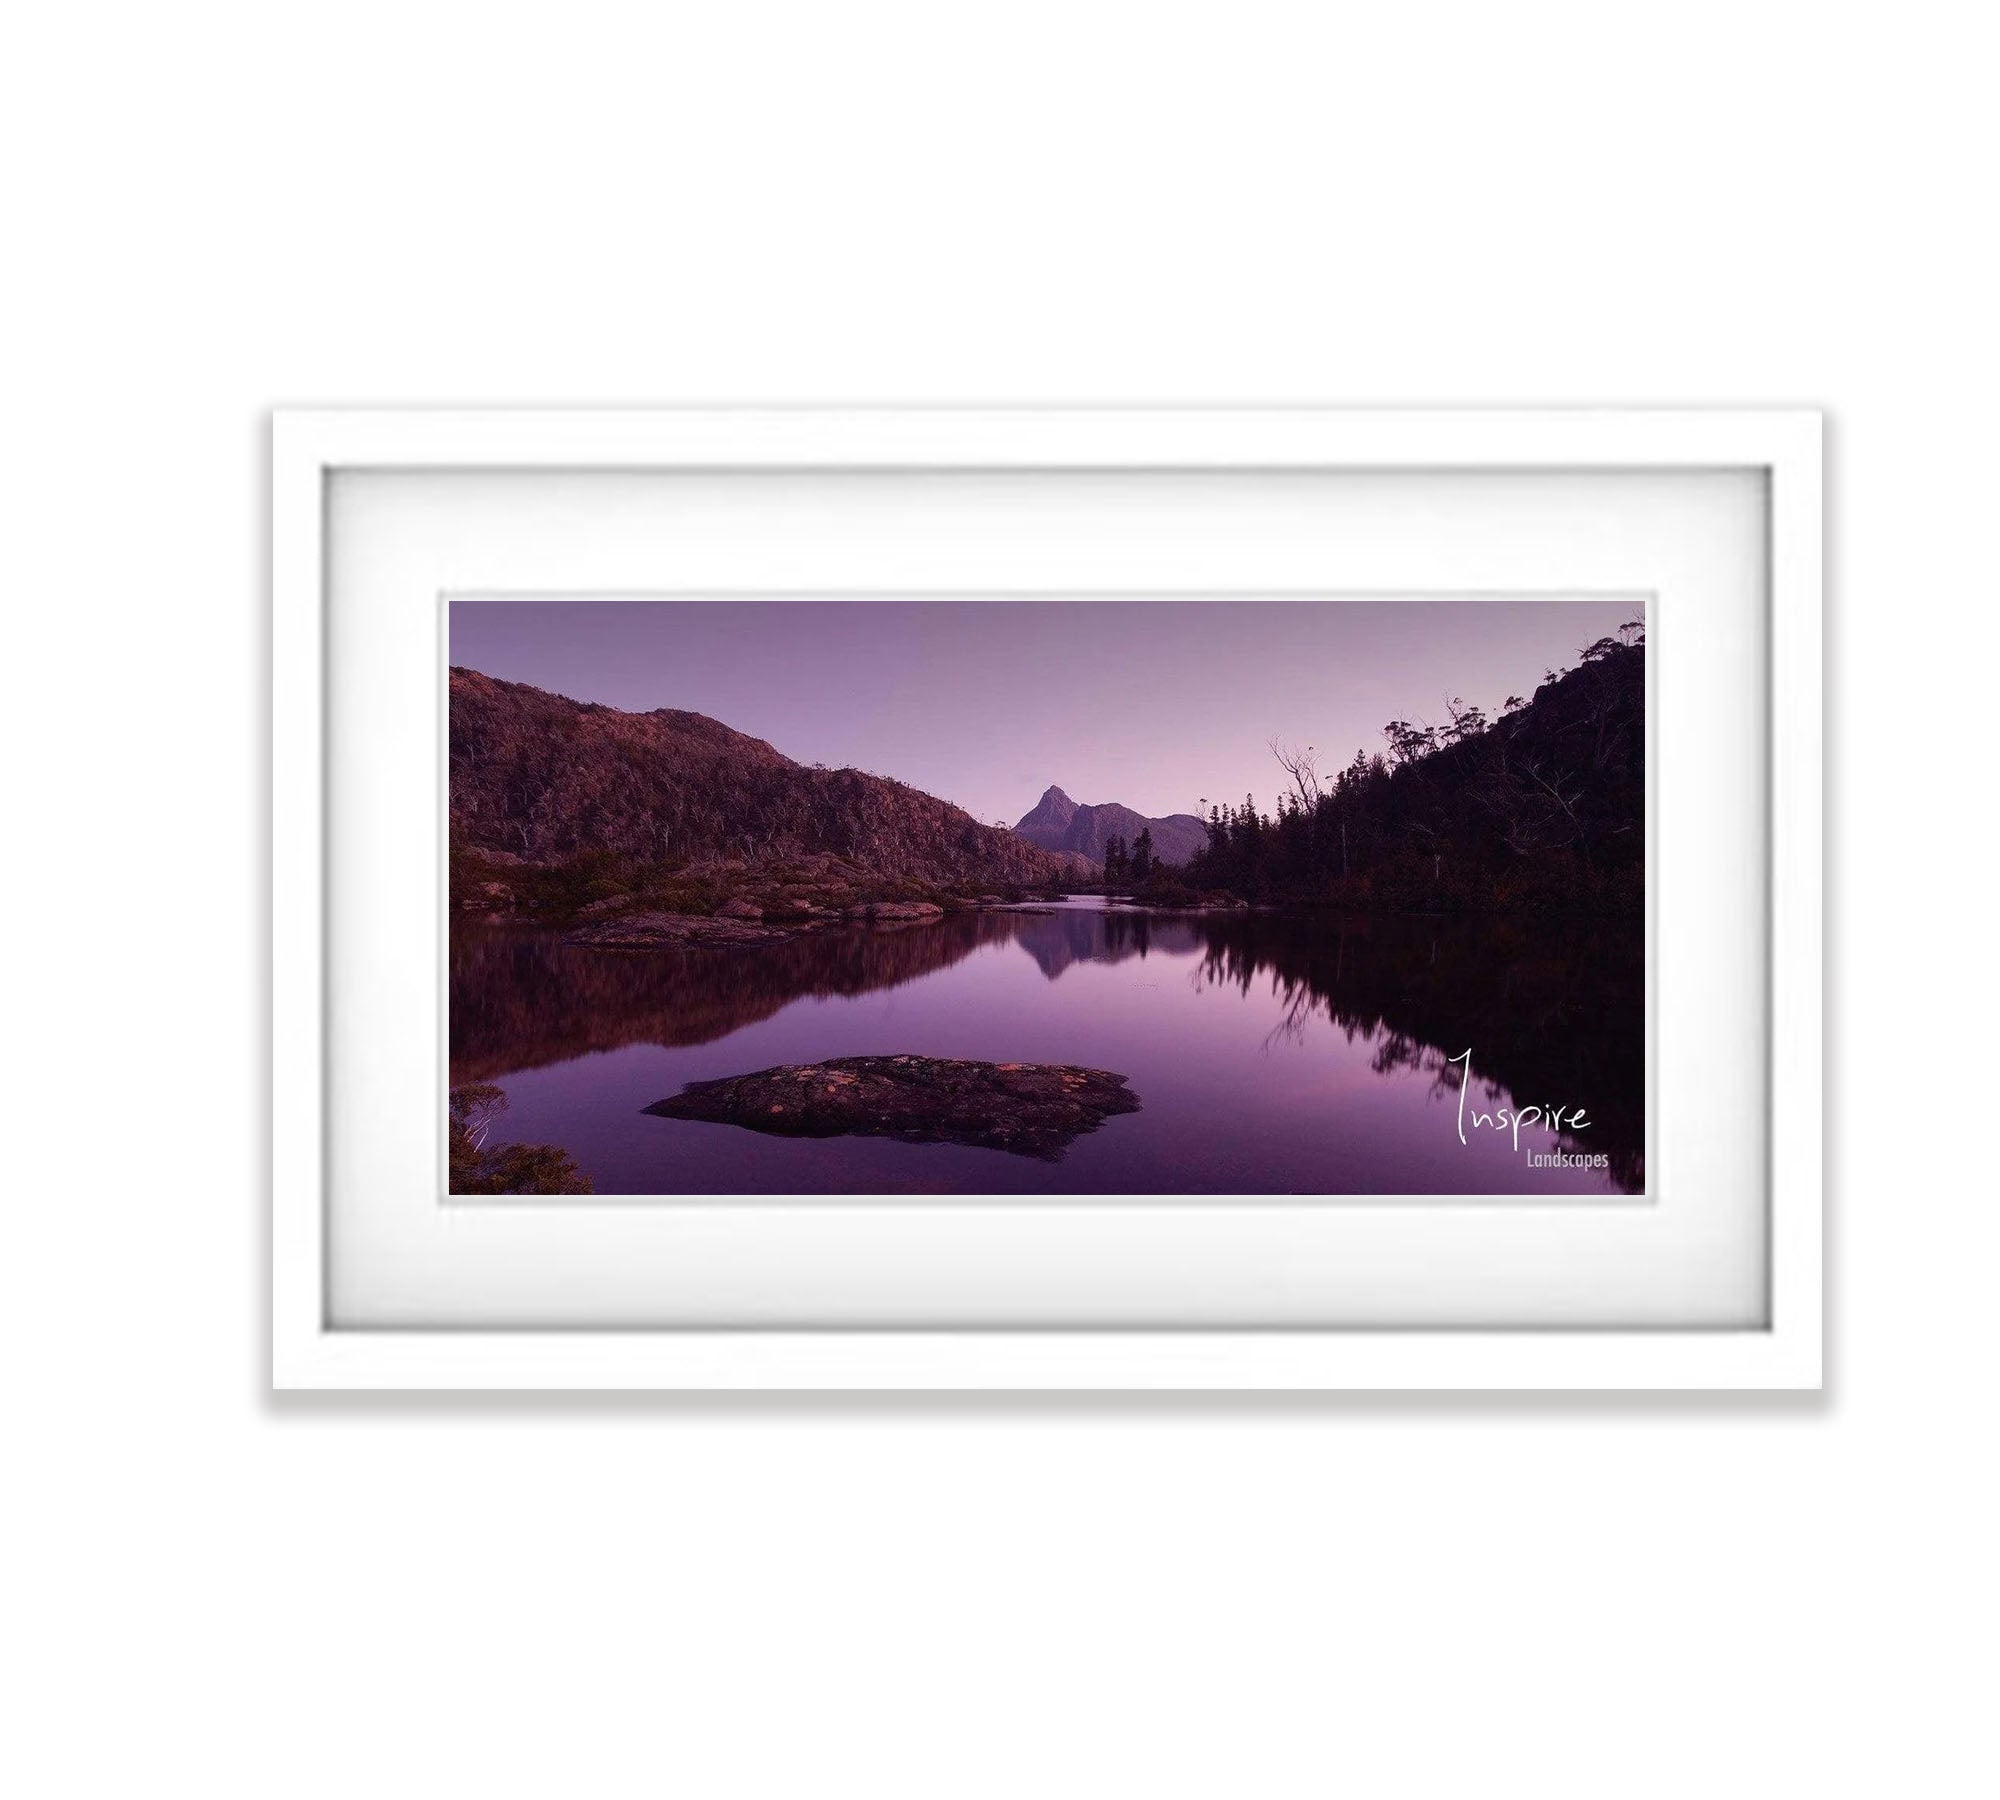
[450,899,1644,1199]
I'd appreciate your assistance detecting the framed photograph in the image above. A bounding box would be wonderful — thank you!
[273,408,1821,1389]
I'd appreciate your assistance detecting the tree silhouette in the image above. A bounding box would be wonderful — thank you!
[1182,632,1644,915]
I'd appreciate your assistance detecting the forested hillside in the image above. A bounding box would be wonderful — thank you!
[1184,624,1646,914]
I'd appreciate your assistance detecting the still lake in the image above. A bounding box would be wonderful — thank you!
[450,897,1644,1198]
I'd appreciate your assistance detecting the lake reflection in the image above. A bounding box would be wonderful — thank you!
[450,899,1644,1198]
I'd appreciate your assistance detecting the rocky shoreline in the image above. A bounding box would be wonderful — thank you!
[550,892,1252,951]
[455,846,1083,940]
[566,898,952,951]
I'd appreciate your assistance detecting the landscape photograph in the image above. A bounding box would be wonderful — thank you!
[448,598,1647,1198]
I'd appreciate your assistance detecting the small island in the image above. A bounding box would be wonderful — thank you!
[644,1055,1142,1160]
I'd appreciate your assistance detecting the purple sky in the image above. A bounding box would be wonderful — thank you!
[450,598,1641,826]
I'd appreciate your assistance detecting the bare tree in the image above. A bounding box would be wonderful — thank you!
[1269,737,1324,809]
[1517,758,1589,858]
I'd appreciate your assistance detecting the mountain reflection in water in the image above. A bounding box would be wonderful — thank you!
[450,899,1643,1198]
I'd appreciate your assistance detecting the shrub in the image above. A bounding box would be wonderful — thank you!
[447,1084,593,1194]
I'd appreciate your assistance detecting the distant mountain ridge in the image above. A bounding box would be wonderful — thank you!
[1013,785,1208,867]
[450,669,1092,885]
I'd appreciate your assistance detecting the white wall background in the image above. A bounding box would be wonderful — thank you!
[3,4,1992,1795]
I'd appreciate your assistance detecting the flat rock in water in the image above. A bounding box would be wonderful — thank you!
[844,900,945,922]
[565,910,824,950]
[644,1055,1141,1160]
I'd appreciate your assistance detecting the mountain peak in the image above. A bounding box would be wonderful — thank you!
[1011,786,1210,868]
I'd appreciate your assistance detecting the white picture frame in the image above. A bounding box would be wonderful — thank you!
[272,408,1821,1390]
